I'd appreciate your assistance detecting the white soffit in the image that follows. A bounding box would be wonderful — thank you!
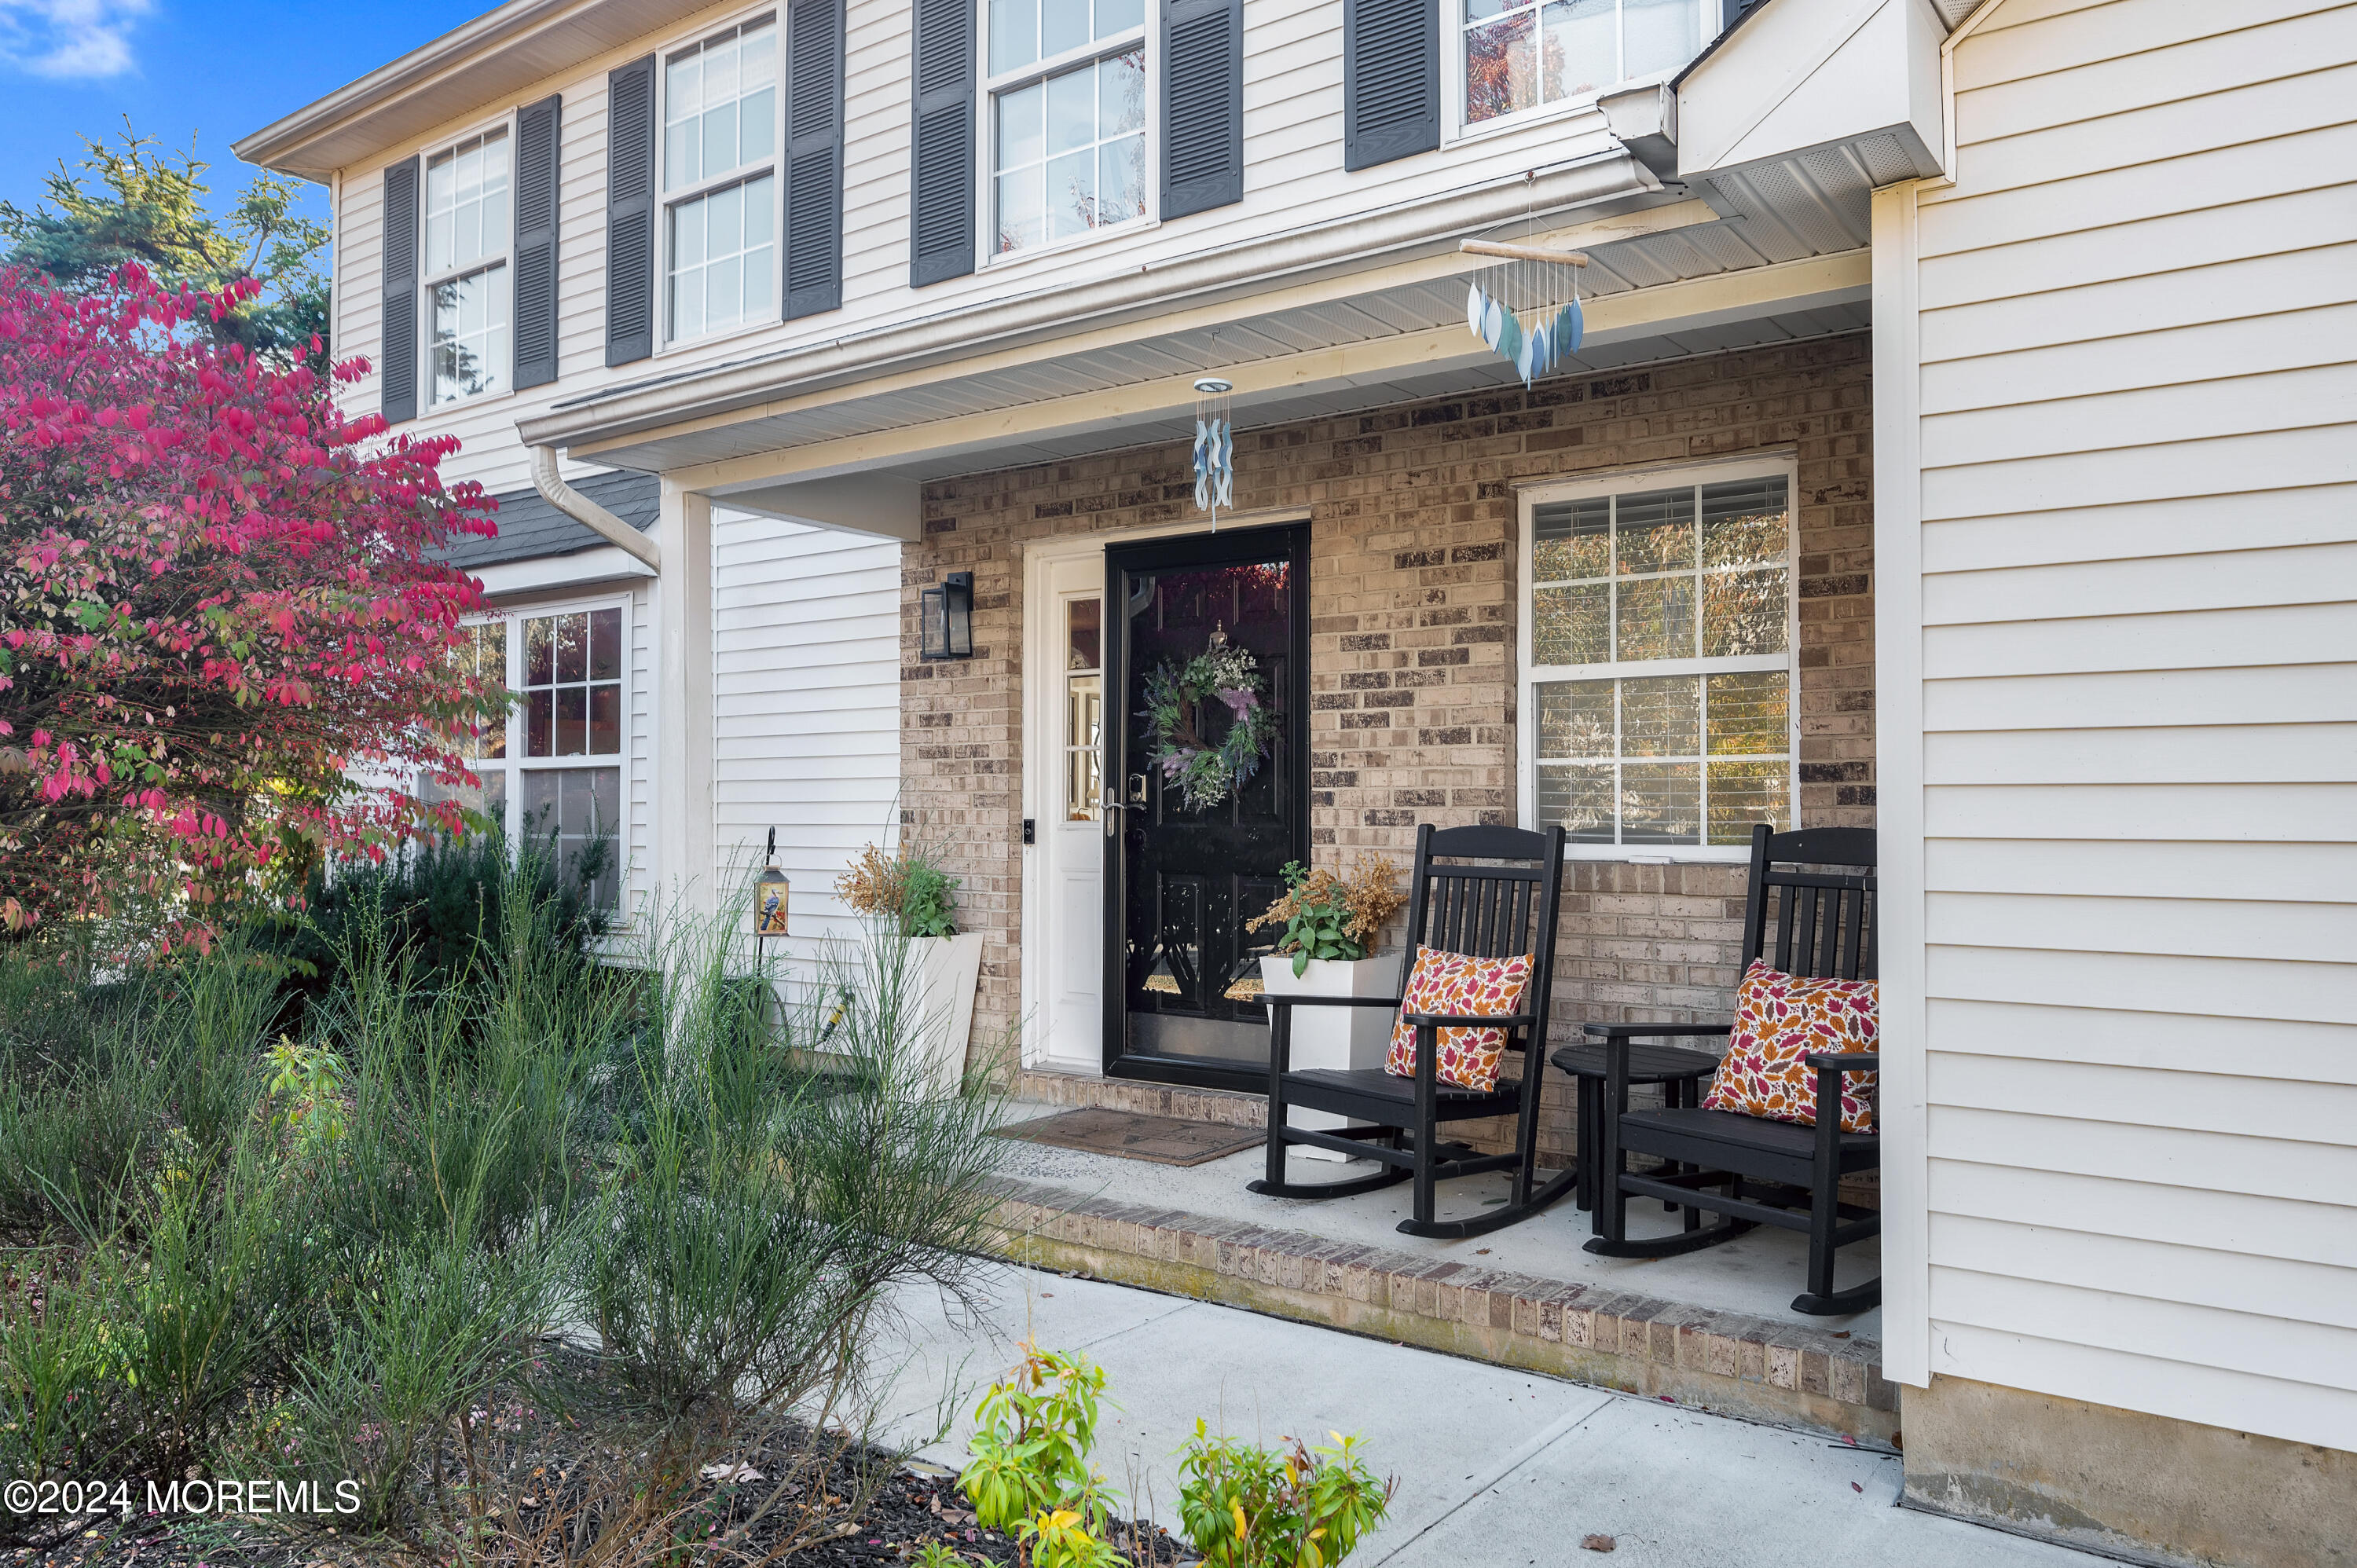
[235,0,684,178]
[1678,0,1948,182]
[578,213,1871,481]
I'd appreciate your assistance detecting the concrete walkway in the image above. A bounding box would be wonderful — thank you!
[874,1262,2102,1568]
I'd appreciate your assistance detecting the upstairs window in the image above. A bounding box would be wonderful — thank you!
[984,0,1148,258]
[1462,0,1703,128]
[1520,463,1796,855]
[423,128,511,405]
[664,15,779,343]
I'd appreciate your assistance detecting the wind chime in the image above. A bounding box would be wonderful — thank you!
[1459,238,1589,389]
[1192,376,1235,527]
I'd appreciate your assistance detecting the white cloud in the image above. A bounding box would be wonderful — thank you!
[0,0,151,79]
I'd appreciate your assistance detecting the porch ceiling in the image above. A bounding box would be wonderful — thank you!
[571,203,1871,492]
[817,299,1872,486]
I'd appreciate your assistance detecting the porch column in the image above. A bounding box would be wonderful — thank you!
[651,479,717,918]
[1869,177,1930,1390]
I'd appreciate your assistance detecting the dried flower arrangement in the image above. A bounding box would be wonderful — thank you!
[836,841,959,938]
[1244,853,1407,977]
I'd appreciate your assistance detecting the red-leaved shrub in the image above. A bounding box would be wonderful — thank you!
[0,266,501,937]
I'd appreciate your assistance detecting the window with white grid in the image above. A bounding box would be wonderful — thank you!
[1460,0,1707,131]
[1520,463,1797,855]
[664,15,778,343]
[423,127,511,405]
[984,0,1147,258]
[420,605,627,910]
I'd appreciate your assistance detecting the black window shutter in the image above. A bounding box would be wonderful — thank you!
[1160,0,1242,220]
[606,53,658,365]
[379,156,420,423]
[1343,0,1438,172]
[909,0,975,288]
[784,0,845,318]
[512,93,563,389]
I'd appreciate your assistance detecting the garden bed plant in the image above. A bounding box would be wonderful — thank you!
[0,850,1018,1568]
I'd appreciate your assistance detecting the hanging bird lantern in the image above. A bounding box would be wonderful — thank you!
[754,827,790,938]
[1459,239,1589,389]
[1192,376,1235,526]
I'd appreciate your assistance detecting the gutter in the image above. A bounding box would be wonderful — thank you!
[519,151,1655,452]
[530,446,662,573]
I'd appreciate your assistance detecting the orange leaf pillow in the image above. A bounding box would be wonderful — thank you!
[1383,947,1534,1094]
[1703,959,1879,1134]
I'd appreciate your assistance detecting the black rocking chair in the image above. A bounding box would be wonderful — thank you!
[1248,823,1575,1240]
[1582,825,1882,1315]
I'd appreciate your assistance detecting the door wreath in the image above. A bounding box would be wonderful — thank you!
[1141,628,1277,813]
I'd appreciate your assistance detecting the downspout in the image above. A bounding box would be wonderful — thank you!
[529,445,662,573]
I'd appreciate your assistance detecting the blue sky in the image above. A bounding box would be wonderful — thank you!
[0,0,493,229]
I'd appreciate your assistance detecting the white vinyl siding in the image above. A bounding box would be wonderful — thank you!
[1897,0,2357,1451]
[329,0,1651,497]
[710,513,902,991]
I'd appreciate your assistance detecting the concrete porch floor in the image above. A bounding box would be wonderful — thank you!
[994,1099,1882,1337]
[982,1095,1896,1440]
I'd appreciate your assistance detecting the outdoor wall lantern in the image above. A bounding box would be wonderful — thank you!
[920,571,975,660]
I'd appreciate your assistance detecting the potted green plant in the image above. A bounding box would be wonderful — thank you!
[838,841,982,1096]
[1245,856,1406,1160]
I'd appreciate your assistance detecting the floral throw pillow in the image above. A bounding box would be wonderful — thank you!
[1703,958,1879,1134]
[1382,947,1534,1094]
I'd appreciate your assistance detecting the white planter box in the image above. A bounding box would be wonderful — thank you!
[909,932,985,1097]
[1260,951,1403,1161]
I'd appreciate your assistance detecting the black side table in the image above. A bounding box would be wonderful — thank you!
[1549,1042,1723,1217]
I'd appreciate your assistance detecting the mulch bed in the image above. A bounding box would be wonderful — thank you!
[4,1344,1191,1568]
[5,1460,1188,1568]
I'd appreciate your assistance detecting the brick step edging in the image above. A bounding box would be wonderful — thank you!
[984,1174,1899,1445]
[1014,1069,1268,1129]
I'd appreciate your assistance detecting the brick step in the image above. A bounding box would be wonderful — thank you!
[983,1172,1899,1445]
[1014,1068,1268,1128]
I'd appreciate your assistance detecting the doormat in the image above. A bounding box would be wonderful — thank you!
[993,1108,1262,1167]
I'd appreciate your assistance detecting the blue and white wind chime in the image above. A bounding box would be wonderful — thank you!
[1186,240,1588,527]
[1459,237,1590,388]
[1192,376,1236,526]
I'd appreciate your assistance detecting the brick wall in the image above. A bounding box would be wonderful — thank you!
[904,334,1874,1162]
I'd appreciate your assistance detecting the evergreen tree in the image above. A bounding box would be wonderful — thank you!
[0,123,330,372]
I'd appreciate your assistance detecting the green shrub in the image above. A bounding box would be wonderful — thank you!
[959,1345,1124,1568]
[0,849,1014,1548]
[97,1135,302,1479]
[289,1213,570,1529]
[0,1031,165,1243]
[261,830,612,1021]
[0,1253,135,1483]
[588,891,1004,1441]
[1175,1426,1394,1568]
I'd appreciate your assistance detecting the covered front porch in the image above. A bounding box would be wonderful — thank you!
[519,90,1915,1438]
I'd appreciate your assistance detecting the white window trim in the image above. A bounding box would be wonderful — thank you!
[1442,0,1714,145]
[1516,452,1801,863]
[654,5,786,354]
[419,112,518,409]
[975,0,1156,269]
[451,594,634,857]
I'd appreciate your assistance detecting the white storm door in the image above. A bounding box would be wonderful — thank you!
[1040,555,1105,1069]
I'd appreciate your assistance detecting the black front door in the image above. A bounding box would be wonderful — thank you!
[1102,524,1308,1092]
